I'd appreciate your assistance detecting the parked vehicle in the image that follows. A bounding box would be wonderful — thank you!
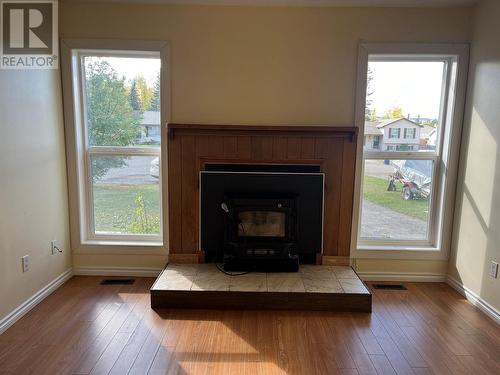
[390,159,432,200]
[150,157,159,178]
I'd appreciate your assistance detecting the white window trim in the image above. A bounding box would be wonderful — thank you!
[61,39,171,255]
[350,43,469,260]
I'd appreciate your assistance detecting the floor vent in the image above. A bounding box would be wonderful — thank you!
[372,284,407,290]
[100,278,135,285]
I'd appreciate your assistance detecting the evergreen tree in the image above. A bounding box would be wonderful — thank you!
[150,74,161,111]
[365,67,375,120]
[129,79,141,111]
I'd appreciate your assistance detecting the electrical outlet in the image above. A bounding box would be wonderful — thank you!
[22,255,29,272]
[490,261,499,279]
[51,240,60,255]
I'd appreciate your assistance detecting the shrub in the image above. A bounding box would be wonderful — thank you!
[128,194,160,234]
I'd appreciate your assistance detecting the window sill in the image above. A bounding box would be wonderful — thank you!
[82,240,164,247]
[353,245,448,260]
[357,245,439,252]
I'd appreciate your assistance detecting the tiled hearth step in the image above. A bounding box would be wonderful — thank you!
[150,264,371,312]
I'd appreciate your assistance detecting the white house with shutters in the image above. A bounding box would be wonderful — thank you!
[364,118,424,151]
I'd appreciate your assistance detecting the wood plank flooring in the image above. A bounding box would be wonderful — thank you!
[0,276,498,374]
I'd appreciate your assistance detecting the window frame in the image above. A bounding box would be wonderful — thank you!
[351,43,469,260]
[61,39,170,254]
[404,128,416,139]
[389,128,399,139]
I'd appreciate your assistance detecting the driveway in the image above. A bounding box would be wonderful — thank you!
[97,156,158,185]
[360,200,428,240]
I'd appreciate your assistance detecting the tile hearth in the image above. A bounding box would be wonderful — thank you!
[153,264,369,294]
[150,264,371,312]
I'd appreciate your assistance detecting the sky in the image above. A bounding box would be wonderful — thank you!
[367,61,445,120]
[86,56,161,86]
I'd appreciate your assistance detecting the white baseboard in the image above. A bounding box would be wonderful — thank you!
[73,266,162,277]
[357,271,447,282]
[446,276,500,325]
[0,268,73,335]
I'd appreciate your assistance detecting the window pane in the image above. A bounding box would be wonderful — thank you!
[364,61,444,152]
[90,155,160,235]
[83,56,161,147]
[360,159,433,241]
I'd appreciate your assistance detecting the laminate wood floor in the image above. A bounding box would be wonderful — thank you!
[0,276,498,375]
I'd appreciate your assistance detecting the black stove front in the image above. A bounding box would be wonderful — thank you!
[200,164,324,272]
[221,194,298,271]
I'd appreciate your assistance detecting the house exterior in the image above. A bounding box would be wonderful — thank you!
[364,118,424,151]
[420,124,438,150]
[364,121,383,150]
[137,111,161,144]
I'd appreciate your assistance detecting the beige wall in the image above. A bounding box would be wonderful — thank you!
[61,3,472,127]
[449,0,500,311]
[73,254,168,271]
[0,69,71,322]
[61,2,473,271]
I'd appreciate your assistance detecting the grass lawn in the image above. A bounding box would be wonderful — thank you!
[363,175,429,221]
[93,183,160,234]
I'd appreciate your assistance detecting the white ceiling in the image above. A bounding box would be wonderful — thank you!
[68,0,479,7]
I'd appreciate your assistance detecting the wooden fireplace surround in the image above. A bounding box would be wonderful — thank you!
[167,124,358,265]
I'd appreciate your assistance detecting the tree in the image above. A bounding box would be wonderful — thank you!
[129,79,141,111]
[85,60,140,180]
[128,194,160,234]
[136,76,153,111]
[384,107,404,119]
[365,67,374,120]
[367,108,377,121]
[150,73,160,111]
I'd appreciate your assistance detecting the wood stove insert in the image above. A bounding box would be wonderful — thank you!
[200,164,324,271]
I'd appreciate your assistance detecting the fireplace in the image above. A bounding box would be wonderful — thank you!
[238,211,286,238]
[222,194,297,270]
[200,164,324,271]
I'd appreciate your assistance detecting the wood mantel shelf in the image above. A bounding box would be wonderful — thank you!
[166,123,358,265]
[167,123,357,140]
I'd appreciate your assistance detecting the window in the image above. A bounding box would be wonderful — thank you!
[389,128,400,138]
[404,128,416,139]
[64,43,167,245]
[395,144,415,151]
[355,44,468,252]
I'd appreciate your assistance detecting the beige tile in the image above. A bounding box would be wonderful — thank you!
[229,274,267,292]
[191,274,230,291]
[332,266,359,279]
[194,263,221,275]
[339,279,369,294]
[155,274,194,291]
[153,267,198,290]
[166,263,199,276]
[267,277,305,292]
[299,265,336,280]
[266,272,302,282]
[302,278,343,293]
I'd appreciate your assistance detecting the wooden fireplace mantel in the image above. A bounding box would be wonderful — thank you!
[167,123,358,265]
[168,123,357,139]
